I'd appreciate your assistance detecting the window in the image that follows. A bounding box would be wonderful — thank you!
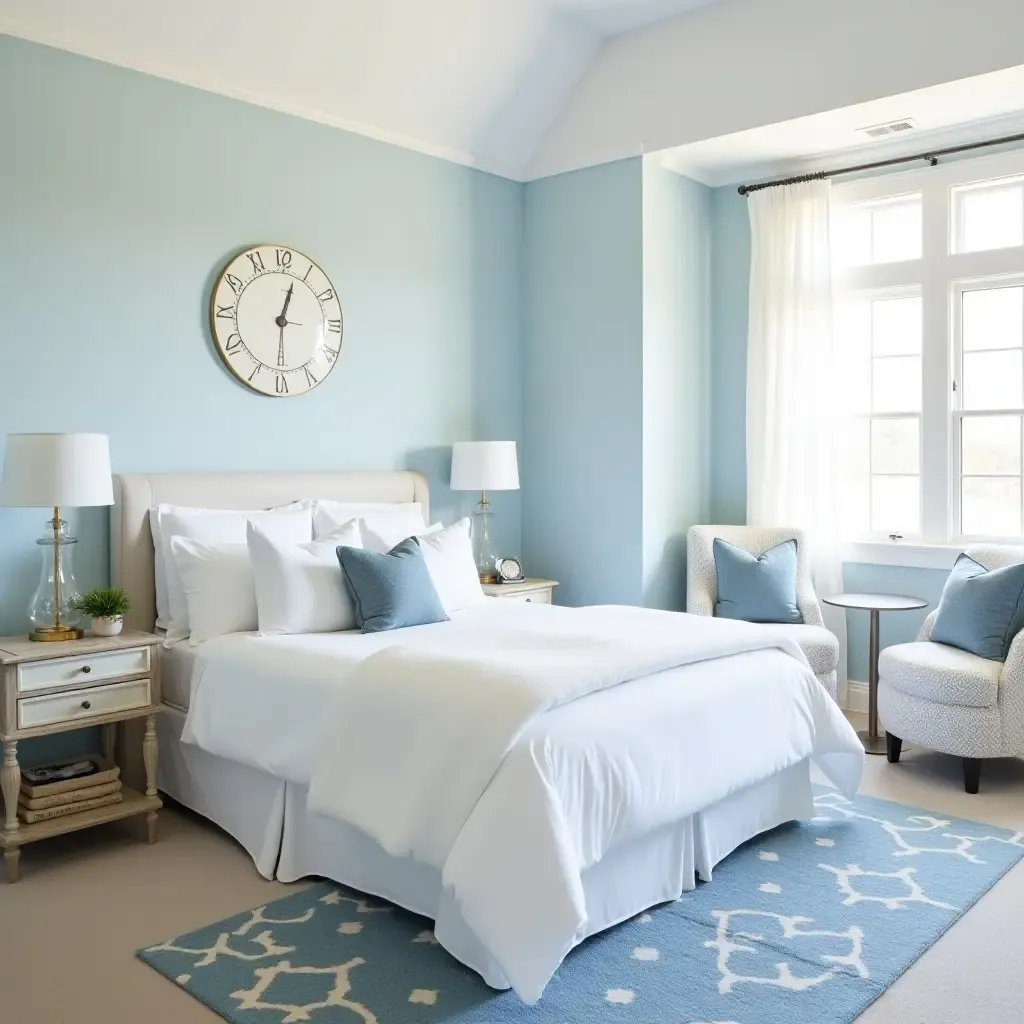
[833,155,1024,544]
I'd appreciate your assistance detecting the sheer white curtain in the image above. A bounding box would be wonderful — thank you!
[746,180,847,690]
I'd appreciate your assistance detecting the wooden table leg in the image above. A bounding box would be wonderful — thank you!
[101,723,117,765]
[143,715,158,844]
[2,740,22,882]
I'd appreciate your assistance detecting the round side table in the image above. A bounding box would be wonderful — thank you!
[822,593,928,755]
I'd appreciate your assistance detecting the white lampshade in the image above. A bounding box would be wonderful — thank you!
[450,441,519,492]
[1,433,114,508]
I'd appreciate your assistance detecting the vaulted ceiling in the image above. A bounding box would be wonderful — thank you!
[2,0,1023,183]
[0,0,719,179]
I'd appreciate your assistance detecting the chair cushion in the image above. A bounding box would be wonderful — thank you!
[931,553,1024,661]
[713,538,802,624]
[768,623,839,676]
[879,641,1001,709]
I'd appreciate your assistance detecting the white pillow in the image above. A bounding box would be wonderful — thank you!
[161,506,312,646]
[359,519,442,554]
[151,501,309,630]
[313,501,426,542]
[415,518,484,613]
[248,518,363,636]
[170,539,256,646]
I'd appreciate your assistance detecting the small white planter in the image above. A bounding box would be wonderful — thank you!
[92,615,124,637]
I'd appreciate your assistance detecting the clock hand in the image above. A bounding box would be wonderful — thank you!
[277,325,286,367]
[274,283,295,328]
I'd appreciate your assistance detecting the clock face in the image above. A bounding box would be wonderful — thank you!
[210,245,343,397]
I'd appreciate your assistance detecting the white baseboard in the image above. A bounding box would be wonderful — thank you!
[844,680,869,714]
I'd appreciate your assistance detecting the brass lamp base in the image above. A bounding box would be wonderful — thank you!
[478,574,499,584]
[29,625,84,643]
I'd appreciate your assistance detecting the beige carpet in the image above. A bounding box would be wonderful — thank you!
[2,726,1022,1024]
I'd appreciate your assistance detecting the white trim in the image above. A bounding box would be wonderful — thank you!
[843,680,870,714]
[842,541,960,570]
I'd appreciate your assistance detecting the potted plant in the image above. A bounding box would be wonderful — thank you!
[72,587,131,637]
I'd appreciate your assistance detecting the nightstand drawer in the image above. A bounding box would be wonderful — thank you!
[17,646,150,694]
[500,590,552,604]
[17,678,152,730]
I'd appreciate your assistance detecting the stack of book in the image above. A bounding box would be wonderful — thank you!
[18,757,122,824]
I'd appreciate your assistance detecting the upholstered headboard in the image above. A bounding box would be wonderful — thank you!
[111,471,429,632]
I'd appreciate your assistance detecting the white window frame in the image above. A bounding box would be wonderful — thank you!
[833,150,1024,567]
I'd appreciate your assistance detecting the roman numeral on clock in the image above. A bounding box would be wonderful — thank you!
[304,366,318,387]
[216,304,234,320]
[327,319,342,334]
[275,374,289,395]
[247,251,265,274]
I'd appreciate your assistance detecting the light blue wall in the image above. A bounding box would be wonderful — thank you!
[642,160,712,609]
[0,35,523,761]
[708,184,948,678]
[522,159,645,606]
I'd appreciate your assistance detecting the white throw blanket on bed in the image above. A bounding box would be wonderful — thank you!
[308,605,812,865]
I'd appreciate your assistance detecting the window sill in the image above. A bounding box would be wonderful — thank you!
[842,541,961,571]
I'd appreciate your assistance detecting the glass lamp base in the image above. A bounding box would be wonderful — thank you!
[29,624,85,643]
[471,500,499,583]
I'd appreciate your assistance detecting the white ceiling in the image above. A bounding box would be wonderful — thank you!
[660,67,1024,187]
[0,0,721,180]
[3,0,1024,183]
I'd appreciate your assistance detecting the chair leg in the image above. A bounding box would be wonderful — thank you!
[963,758,981,795]
[886,733,902,764]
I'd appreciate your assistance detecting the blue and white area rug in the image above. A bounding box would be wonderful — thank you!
[139,788,1024,1023]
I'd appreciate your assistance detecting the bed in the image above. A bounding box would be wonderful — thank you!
[111,471,864,1003]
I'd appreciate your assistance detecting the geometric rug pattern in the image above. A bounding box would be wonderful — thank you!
[139,787,1024,1023]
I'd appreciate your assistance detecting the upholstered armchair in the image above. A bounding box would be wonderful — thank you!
[878,545,1024,794]
[686,526,839,700]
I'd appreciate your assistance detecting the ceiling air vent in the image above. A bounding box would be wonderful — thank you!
[858,118,918,139]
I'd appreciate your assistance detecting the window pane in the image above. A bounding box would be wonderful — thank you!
[842,475,870,537]
[962,350,1024,410]
[873,356,922,413]
[872,296,922,356]
[841,418,870,476]
[833,196,921,266]
[962,415,1022,476]
[960,187,1024,253]
[872,475,920,534]
[872,202,922,263]
[962,477,1022,537]
[834,206,871,267]
[837,301,871,414]
[872,418,919,475]
[963,286,1024,352]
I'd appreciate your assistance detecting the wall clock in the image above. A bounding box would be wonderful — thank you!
[209,244,343,397]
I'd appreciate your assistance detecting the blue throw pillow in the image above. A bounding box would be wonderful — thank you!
[713,537,803,624]
[931,553,1024,661]
[336,537,448,633]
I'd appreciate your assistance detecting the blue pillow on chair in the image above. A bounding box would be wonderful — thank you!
[931,553,1024,661]
[713,537,803,624]
[336,537,448,633]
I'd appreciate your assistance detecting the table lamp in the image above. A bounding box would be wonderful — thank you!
[450,441,519,583]
[0,434,114,641]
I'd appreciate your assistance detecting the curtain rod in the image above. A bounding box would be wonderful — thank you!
[737,130,1024,196]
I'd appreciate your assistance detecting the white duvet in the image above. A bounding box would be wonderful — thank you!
[181,602,863,1002]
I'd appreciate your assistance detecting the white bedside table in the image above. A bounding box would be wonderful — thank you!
[481,579,559,604]
[0,629,163,882]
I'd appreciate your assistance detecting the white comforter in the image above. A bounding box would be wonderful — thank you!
[181,602,863,1002]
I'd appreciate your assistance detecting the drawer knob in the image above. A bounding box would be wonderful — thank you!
[81,665,92,674]
[525,597,532,602]
[81,700,92,710]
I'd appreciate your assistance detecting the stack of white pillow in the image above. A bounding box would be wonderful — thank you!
[149,500,484,647]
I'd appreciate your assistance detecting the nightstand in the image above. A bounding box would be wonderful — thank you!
[482,579,559,604]
[0,630,163,882]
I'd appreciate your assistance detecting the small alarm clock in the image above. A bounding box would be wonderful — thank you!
[496,557,525,583]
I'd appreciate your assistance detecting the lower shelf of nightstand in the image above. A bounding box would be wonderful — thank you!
[0,786,162,849]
